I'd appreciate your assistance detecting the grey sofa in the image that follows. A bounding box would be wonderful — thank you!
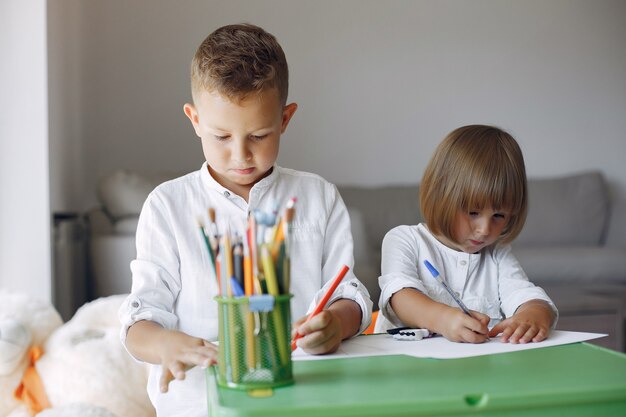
[88,170,626,350]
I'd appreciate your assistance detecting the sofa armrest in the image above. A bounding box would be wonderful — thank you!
[90,235,136,297]
[86,207,114,235]
[606,199,626,249]
[348,207,381,309]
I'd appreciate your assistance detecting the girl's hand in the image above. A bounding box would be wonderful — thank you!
[292,310,343,354]
[488,300,555,343]
[157,330,218,393]
[438,308,490,343]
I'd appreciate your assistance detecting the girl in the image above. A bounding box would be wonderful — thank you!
[375,125,557,344]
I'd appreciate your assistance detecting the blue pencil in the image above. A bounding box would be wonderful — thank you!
[423,260,472,316]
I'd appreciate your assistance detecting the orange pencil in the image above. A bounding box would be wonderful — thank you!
[243,250,253,296]
[247,212,263,294]
[291,264,350,351]
[283,197,296,257]
[242,233,256,370]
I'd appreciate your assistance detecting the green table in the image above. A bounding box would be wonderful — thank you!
[207,343,626,416]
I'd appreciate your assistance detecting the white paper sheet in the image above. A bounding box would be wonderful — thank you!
[292,330,607,361]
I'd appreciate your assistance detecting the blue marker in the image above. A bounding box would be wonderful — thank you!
[229,276,245,297]
[423,260,472,316]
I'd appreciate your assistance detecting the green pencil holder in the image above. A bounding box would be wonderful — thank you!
[215,294,293,390]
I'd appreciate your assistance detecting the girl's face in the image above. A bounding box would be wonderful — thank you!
[443,207,511,253]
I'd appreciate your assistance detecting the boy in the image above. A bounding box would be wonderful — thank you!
[119,23,372,416]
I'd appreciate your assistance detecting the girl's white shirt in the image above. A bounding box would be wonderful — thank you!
[375,223,557,333]
[119,162,372,417]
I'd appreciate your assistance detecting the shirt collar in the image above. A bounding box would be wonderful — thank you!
[199,161,280,196]
[420,223,482,260]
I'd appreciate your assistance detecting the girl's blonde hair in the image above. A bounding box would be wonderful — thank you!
[419,125,528,245]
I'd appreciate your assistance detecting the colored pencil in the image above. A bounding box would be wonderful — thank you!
[291,264,350,351]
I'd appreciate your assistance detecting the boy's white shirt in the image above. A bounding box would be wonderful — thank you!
[375,223,558,333]
[119,162,372,417]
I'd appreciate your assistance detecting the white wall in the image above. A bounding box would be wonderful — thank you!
[48,0,626,213]
[0,0,51,300]
[49,0,84,213]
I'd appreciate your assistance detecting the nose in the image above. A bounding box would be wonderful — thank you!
[232,138,252,162]
[474,216,490,237]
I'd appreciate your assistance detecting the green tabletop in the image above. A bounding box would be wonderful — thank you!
[207,343,626,417]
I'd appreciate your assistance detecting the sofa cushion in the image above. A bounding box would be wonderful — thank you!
[97,169,180,219]
[516,171,609,247]
[340,185,422,309]
[339,184,422,254]
[515,246,626,284]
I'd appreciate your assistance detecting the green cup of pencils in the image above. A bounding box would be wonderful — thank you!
[199,199,297,390]
[215,294,293,389]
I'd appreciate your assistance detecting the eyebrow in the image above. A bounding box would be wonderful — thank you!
[206,125,230,134]
[207,126,275,136]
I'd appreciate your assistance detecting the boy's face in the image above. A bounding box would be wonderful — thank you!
[184,88,297,200]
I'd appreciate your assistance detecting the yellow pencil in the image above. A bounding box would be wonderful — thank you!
[261,244,280,296]
[261,244,289,365]
[222,230,240,382]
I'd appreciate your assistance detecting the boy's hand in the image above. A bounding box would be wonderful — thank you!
[488,300,554,343]
[438,308,490,344]
[292,299,361,355]
[157,329,218,393]
[292,310,343,354]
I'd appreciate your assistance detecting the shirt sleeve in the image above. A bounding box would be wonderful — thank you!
[378,226,428,327]
[495,244,559,326]
[306,184,373,335]
[118,191,182,358]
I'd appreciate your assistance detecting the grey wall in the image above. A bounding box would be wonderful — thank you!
[49,0,626,213]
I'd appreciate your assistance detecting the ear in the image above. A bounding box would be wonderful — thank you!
[280,103,298,134]
[183,103,202,138]
[0,319,31,375]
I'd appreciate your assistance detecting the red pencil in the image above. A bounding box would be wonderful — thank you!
[291,264,350,351]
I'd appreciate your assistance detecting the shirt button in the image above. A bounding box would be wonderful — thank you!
[460,260,467,266]
[131,301,139,308]
[351,282,358,287]
[223,190,230,198]
[455,292,460,298]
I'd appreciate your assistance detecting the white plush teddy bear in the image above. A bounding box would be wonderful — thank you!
[0,291,155,417]
[0,290,63,416]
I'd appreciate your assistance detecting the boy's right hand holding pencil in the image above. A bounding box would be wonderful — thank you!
[291,265,363,354]
[291,299,362,354]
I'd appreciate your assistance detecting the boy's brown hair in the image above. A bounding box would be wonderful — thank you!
[190,23,289,105]
[419,125,528,245]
